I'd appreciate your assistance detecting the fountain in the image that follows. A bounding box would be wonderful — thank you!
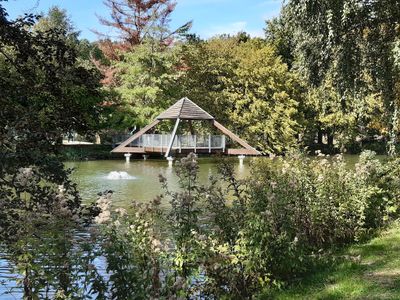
[106,171,136,180]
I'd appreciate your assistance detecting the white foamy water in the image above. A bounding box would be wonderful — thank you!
[106,171,136,180]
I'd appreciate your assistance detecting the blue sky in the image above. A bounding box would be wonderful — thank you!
[3,0,283,41]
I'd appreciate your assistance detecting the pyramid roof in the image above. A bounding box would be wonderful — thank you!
[156,97,214,120]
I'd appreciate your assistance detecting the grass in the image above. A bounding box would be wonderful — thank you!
[261,222,400,300]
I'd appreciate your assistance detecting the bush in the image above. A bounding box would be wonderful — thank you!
[59,145,116,161]
[93,151,400,299]
[241,151,398,285]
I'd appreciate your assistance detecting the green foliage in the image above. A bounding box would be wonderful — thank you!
[98,192,165,299]
[223,40,304,153]
[0,2,103,215]
[113,41,184,128]
[265,6,295,68]
[262,223,400,300]
[275,0,400,152]
[34,6,78,40]
[305,79,384,150]
[59,145,115,161]
[178,36,305,153]
[241,151,392,285]
[93,152,400,299]
[178,36,239,125]
[0,4,103,298]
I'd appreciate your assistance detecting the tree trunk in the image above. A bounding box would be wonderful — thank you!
[23,267,32,300]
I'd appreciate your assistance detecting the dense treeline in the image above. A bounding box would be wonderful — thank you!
[4,0,397,155]
[91,0,400,155]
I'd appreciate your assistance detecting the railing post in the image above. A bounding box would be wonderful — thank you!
[222,135,225,153]
[124,153,131,163]
[208,134,211,153]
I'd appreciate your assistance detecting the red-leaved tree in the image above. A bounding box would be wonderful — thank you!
[94,0,191,85]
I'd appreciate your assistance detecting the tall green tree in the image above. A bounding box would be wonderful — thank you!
[282,0,400,153]
[0,2,103,217]
[35,6,78,38]
[179,36,304,153]
[223,40,304,153]
[265,6,295,68]
[178,36,239,125]
[113,40,184,128]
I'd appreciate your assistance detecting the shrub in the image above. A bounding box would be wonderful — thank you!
[240,151,396,285]
[94,151,400,299]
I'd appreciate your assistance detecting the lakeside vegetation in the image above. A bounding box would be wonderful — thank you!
[0,0,400,299]
[264,222,400,299]
[89,151,400,298]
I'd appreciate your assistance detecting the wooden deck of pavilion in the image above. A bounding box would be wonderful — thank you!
[111,97,261,157]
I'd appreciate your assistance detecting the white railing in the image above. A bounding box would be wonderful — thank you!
[130,134,226,151]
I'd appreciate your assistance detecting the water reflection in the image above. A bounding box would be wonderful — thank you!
[0,222,107,299]
[65,157,250,208]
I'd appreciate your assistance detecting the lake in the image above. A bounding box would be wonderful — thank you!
[65,157,251,208]
[65,153,389,208]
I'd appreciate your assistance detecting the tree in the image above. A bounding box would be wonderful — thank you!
[283,0,400,153]
[93,0,192,121]
[178,36,304,153]
[94,0,191,69]
[112,40,184,128]
[35,6,107,68]
[0,2,103,217]
[265,6,295,68]
[0,3,105,296]
[223,40,304,154]
[97,0,191,47]
[35,6,78,38]
[306,79,384,151]
[177,35,239,125]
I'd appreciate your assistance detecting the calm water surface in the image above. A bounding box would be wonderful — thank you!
[65,154,384,208]
[65,157,252,208]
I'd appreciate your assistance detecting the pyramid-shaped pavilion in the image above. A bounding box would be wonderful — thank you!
[112,97,261,157]
[156,97,214,120]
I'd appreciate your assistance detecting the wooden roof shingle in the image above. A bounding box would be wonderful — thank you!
[156,97,214,120]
